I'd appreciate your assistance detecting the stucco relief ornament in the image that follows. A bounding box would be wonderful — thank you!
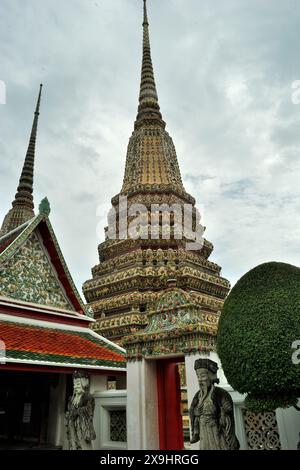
[189,359,240,450]
[86,306,95,319]
[66,371,96,450]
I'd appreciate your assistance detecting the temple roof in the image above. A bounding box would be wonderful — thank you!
[0,209,86,314]
[0,211,127,373]
[0,315,126,371]
[0,89,127,371]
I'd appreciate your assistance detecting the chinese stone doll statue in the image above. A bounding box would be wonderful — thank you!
[189,358,240,450]
[66,371,96,450]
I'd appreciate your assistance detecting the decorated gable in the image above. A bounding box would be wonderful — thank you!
[0,230,72,310]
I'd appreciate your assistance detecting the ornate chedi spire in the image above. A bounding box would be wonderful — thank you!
[83,2,230,344]
[121,0,189,199]
[135,0,164,129]
[0,84,43,237]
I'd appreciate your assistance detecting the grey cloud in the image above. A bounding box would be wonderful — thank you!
[1,0,300,292]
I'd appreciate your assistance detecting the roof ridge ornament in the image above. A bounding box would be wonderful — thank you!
[39,197,51,217]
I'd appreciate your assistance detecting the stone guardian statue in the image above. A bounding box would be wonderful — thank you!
[189,358,240,450]
[66,371,96,450]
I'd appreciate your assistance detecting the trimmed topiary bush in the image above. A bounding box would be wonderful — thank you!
[217,262,300,413]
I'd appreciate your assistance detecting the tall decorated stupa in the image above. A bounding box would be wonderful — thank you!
[83,0,230,352]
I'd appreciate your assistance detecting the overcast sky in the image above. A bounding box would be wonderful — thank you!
[1,0,300,299]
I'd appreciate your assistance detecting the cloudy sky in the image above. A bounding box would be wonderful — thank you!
[1,0,300,298]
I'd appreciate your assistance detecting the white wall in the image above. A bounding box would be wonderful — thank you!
[94,390,127,450]
[47,374,67,448]
[276,400,300,450]
[90,374,107,395]
[126,359,159,450]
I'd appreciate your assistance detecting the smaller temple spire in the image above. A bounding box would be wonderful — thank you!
[143,0,148,26]
[0,85,43,237]
[14,84,42,209]
[135,0,165,129]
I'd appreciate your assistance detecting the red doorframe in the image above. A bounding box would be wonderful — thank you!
[156,358,184,450]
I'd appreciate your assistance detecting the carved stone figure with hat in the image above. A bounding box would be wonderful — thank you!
[66,371,96,450]
[189,358,240,450]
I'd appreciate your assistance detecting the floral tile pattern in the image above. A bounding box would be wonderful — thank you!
[0,231,71,310]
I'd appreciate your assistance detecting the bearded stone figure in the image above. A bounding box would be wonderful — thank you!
[66,371,96,450]
[189,358,240,450]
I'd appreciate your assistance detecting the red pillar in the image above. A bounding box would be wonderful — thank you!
[157,359,184,450]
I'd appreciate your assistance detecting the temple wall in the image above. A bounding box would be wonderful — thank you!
[47,374,67,448]
[93,390,127,450]
[276,401,300,450]
[90,374,107,394]
[126,359,159,450]
[91,374,128,450]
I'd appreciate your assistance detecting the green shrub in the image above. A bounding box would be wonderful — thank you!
[217,262,300,412]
